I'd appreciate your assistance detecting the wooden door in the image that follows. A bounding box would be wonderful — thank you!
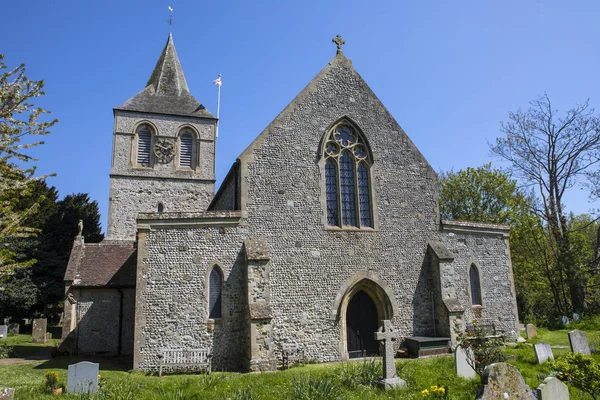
[346,290,379,358]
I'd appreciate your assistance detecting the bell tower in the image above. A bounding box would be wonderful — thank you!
[107,33,217,240]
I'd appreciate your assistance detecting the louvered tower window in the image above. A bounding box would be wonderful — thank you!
[469,264,482,306]
[209,267,223,319]
[137,125,152,167]
[179,131,194,169]
[323,122,373,228]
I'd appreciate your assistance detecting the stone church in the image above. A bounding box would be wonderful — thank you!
[61,34,519,372]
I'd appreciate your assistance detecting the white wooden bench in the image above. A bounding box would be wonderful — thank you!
[158,348,212,376]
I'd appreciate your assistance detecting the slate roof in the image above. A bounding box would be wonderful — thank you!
[115,33,216,119]
[64,239,137,288]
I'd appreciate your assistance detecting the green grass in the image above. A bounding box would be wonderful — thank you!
[0,330,599,399]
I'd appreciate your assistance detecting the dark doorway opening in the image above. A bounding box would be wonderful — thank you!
[346,290,379,358]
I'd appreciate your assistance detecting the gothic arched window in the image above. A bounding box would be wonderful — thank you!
[179,130,194,169]
[208,267,223,319]
[136,124,153,167]
[323,123,372,228]
[469,264,482,306]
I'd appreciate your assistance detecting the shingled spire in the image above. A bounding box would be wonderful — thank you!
[116,33,215,118]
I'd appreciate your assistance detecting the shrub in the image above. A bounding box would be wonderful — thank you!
[0,342,11,359]
[550,353,600,399]
[44,371,62,393]
[456,323,506,376]
[291,374,340,400]
[335,359,381,389]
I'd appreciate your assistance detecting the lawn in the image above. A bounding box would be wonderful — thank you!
[0,329,599,399]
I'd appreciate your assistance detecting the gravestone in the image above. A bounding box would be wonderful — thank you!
[7,323,19,335]
[455,345,476,379]
[572,313,579,321]
[536,377,569,400]
[374,320,407,390]
[32,318,47,344]
[568,329,590,355]
[525,323,537,339]
[475,363,535,399]
[534,343,554,364]
[0,325,7,340]
[67,361,99,394]
[0,387,14,400]
[561,316,569,327]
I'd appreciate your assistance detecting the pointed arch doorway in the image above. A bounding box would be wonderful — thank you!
[346,290,379,358]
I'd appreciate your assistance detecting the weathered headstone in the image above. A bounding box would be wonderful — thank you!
[526,323,537,339]
[568,329,590,355]
[0,325,7,340]
[374,320,407,390]
[561,316,569,327]
[0,387,15,400]
[534,343,554,364]
[31,318,47,344]
[7,323,19,335]
[572,313,579,321]
[67,361,99,394]
[455,344,476,379]
[536,377,569,400]
[475,363,535,399]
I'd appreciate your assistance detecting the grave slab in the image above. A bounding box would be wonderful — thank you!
[0,387,14,400]
[475,362,535,399]
[534,343,554,364]
[0,326,7,340]
[455,345,476,379]
[32,318,47,344]
[526,324,537,339]
[67,361,99,394]
[568,329,590,355]
[536,377,569,400]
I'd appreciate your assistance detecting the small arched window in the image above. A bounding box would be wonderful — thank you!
[179,130,194,169]
[157,202,164,213]
[469,264,482,306]
[136,125,153,167]
[208,267,223,319]
[323,123,372,228]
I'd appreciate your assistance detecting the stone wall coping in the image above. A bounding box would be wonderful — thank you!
[244,240,270,261]
[137,211,242,230]
[441,219,510,237]
[428,241,454,261]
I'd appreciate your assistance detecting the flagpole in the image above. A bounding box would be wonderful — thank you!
[216,74,222,139]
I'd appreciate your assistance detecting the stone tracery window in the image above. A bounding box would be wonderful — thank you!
[323,123,372,228]
[208,267,223,319]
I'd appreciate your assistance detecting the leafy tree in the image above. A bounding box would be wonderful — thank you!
[490,94,600,313]
[0,54,58,277]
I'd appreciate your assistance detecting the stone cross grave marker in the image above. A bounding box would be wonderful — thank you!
[0,325,7,340]
[534,343,554,364]
[536,377,569,400]
[67,361,99,394]
[455,344,476,379]
[374,320,407,391]
[0,387,15,400]
[568,329,590,355]
[476,362,535,399]
[7,323,19,335]
[32,318,47,344]
[526,323,537,339]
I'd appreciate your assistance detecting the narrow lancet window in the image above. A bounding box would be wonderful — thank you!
[469,264,482,306]
[322,122,373,228]
[137,126,152,167]
[179,132,193,169]
[209,267,223,319]
[325,159,339,226]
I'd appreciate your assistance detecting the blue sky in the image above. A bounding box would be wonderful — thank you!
[3,1,600,232]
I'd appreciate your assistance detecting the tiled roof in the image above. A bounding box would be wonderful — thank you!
[115,33,215,119]
[65,239,137,287]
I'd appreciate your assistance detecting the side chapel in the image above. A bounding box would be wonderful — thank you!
[61,34,519,371]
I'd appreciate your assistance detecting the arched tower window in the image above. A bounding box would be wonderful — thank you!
[157,202,164,213]
[136,124,153,167]
[469,264,482,306]
[208,267,223,319]
[323,122,373,228]
[179,130,194,169]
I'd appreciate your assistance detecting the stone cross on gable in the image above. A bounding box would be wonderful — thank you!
[375,319,401,380]
[332,35,346,55]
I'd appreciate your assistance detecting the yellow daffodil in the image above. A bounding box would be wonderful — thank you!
[421,388,430,397]
[430,385,438,392]
[439,387,446,394]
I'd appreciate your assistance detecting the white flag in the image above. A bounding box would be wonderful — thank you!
[168,6,173,12]
[213,75,222,86]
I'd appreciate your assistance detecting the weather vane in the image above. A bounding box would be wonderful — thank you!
[168,6,174,33]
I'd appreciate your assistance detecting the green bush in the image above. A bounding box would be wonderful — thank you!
[456,324,506,376]
[291,374,340,400]
[335,359,381,389]
[550,353,600,399]
[0,342,11,359]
